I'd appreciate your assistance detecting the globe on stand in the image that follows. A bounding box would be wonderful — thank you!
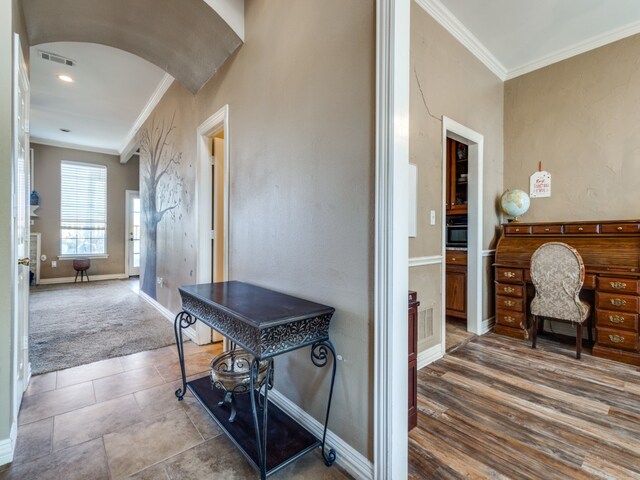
[500,189,530,222]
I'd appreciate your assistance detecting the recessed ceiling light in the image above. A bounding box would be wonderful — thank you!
[60,128,71,133]
[57,74,73,83]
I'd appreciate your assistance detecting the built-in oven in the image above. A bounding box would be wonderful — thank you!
[446,216,467,247]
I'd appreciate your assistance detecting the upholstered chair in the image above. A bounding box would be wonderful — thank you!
[530,242,591,359]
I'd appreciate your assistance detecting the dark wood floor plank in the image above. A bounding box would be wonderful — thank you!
[409,333,640,479]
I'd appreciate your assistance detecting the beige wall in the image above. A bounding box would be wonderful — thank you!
[137,0,375,457]
[409,5,504,350]
[31,143,139,279]
[505,34,640,222]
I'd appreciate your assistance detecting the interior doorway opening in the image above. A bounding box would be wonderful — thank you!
[441,117,484,355]
[195,105,230,345]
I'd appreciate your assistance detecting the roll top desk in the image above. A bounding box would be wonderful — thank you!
[494,220,640,366]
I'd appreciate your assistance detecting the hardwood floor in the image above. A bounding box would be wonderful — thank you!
[409,333,640,479]
[445,320,475,352]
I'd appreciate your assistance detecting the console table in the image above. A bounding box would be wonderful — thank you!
[494,219,640,366]
[174,281,337,479]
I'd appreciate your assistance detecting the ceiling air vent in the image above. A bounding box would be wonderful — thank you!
[39,51,75,67]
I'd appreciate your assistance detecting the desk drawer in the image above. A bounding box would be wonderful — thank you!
[600,223,640,234]
[583,274,597,290]
[496,267,523,283]
[532,224,563,234]
[597,293,639,313]
[504,225,531,235]
[496,310,525,328]
[598,277,640,296]
[495,283,524,298]
[565,224,599,234]
[496,295,524,312]
[596,310,638,332]
[597,327,639,351]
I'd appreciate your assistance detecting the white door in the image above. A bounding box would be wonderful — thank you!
[13,34,30,417]
[126,190,141,276]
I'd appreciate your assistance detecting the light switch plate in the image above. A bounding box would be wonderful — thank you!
[430,210,436,225]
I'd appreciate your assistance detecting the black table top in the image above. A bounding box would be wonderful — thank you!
[178,281,335,330]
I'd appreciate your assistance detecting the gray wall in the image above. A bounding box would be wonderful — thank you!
[505,33,640,222]
[31,143,139,280]
[137,0,375,457]
[409,4,504,350]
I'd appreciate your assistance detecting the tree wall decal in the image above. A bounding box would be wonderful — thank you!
[139,113,184,299]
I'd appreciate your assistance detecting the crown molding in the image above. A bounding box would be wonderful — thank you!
[118,73,174,156]
[414,0,507,81]
[30,137,119,156]
[505,18,640,80]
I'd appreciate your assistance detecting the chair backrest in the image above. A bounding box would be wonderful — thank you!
[530,242,585,322]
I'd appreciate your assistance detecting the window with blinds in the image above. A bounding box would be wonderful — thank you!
[60,161,107,256]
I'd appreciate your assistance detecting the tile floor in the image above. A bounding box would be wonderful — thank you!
[0,342,351,480]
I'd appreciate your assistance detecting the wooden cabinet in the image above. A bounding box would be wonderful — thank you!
[446,138,468,214]
[408,291,419,431]
[446,250,467,320]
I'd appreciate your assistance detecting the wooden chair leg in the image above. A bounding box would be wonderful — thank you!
[531,315,538,349]
[85,270,90,282]
[74,271,79,283]
[576,323,583,359]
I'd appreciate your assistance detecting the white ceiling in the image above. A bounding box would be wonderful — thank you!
[30,42,168,154]
[427,0,640,79]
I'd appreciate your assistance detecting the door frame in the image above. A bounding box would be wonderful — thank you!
[124,189,140,277]
[373,0,410,478]
[441,117,484,348]
[195,105,230,344]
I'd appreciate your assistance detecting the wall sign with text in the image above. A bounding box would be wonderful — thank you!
[530,170,551,198]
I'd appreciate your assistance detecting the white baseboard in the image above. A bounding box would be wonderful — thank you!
[417,344,444,369]
[480,316,495,335]
[268,389,373,480]
[38,273,129,285]
[0,422,17,466]
[137,290,197,343]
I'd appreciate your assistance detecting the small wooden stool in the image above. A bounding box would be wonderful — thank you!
[73,258,91,283]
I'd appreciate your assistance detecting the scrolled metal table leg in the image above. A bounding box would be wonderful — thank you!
[249,358,267,480]
[311,340,337,466]
[173,311,196,400]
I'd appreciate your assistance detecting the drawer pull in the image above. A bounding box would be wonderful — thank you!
[452,257,456,261]
[578,227,584,231]
[617,226,623,231]
[610,298,627,307]
[504,300,516,307]
[503,271,516,278]
[503,286,515,294]
[608,334,625,343]
[503,316,515,323]
[515,228,520,232]
[608,315,626,324]
[544,228,550,232]
[609,281,627,289]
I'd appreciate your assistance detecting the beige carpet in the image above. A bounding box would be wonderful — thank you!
[29,279,176,374]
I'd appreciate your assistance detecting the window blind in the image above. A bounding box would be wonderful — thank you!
[60,161,107,255]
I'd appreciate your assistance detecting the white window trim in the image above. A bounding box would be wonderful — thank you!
[57,254,109,260]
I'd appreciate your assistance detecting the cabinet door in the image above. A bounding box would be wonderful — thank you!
[446,271,466,314]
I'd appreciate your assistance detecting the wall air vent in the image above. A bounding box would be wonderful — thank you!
[39,51,75,67]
